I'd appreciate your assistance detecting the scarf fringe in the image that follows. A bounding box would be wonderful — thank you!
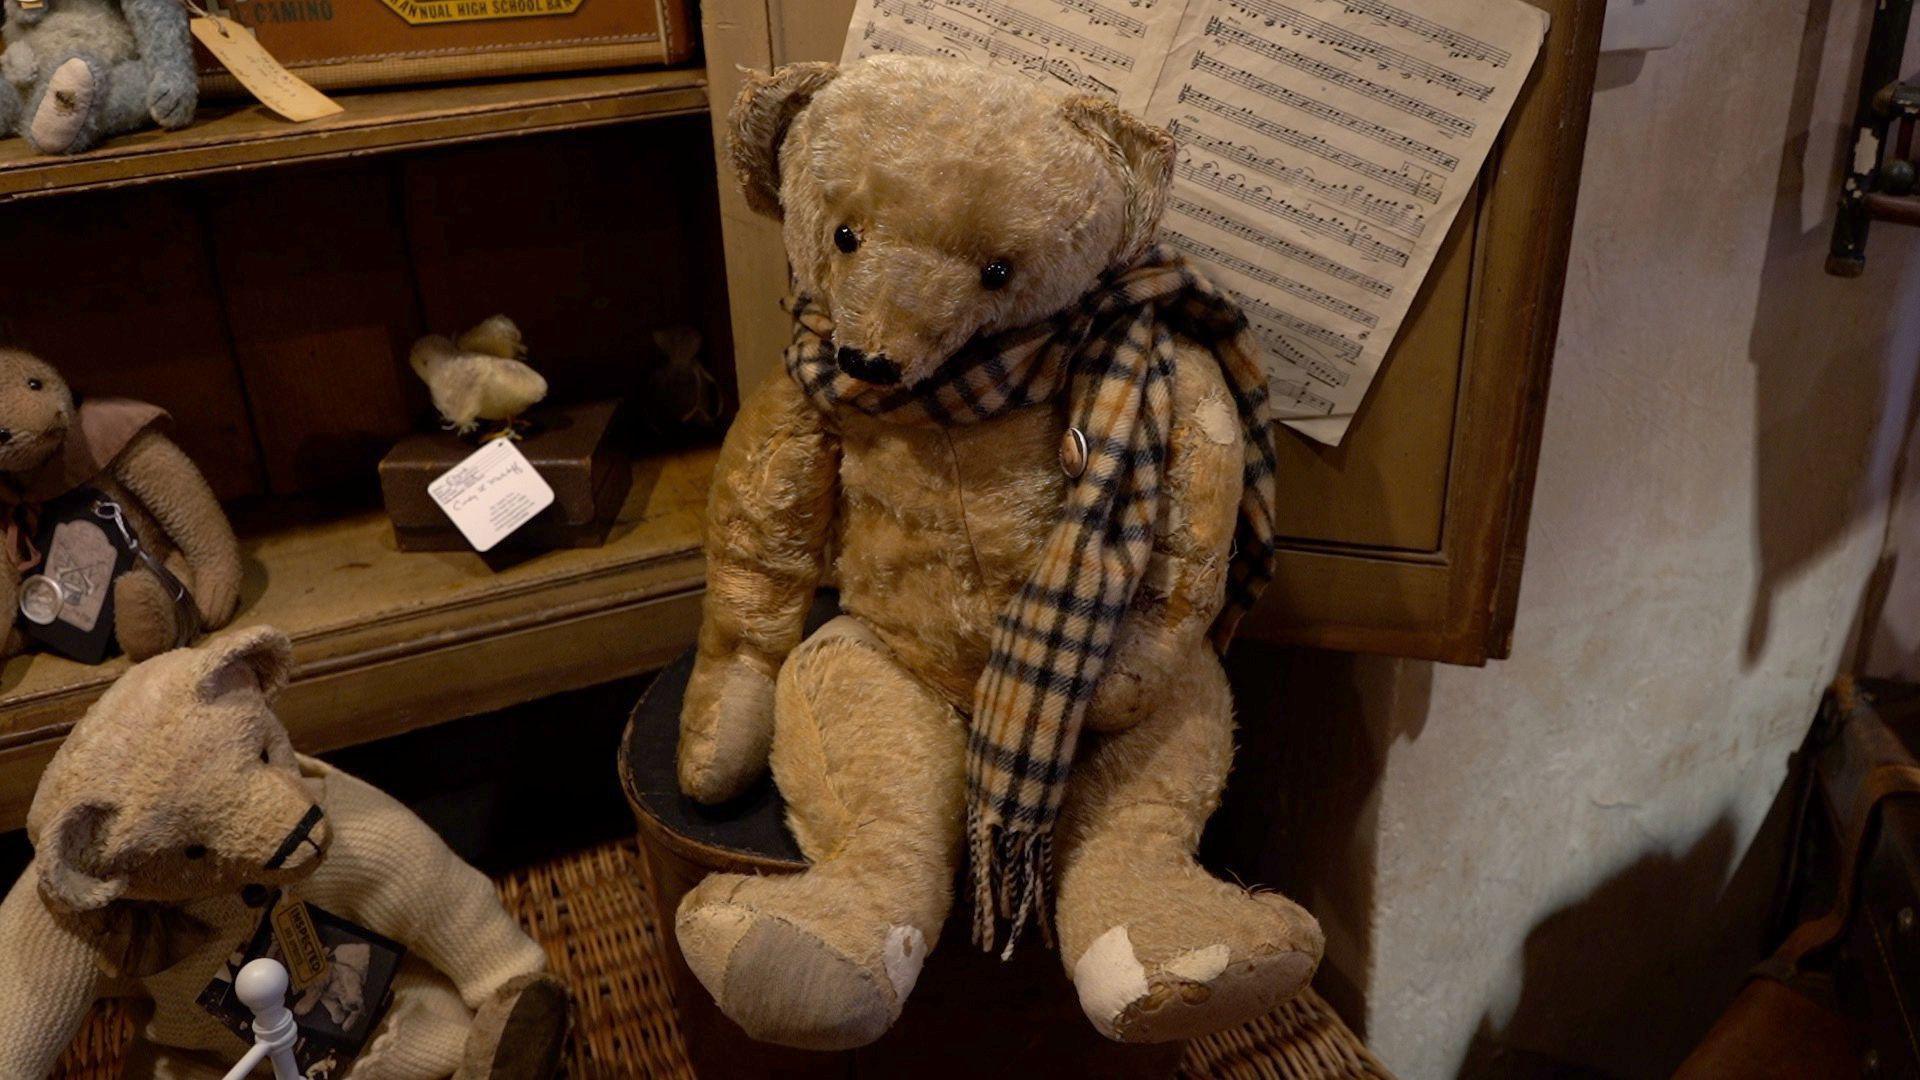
[969,809,1055,959]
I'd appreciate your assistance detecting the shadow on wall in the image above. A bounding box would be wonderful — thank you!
[1459,780,1803,1080]
[1745,0,1920,668]
[1207,643,1433,1036]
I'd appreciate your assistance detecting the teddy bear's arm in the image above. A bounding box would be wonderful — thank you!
[0,868,105,1077]
[679,372,840,803]
[111,430,242,629]
[1086,342,1248,733]
[122,0,199,129]
[312,763,547,1009]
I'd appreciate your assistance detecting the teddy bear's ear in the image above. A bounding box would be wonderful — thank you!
[33,800,126,914]
[197,626,295,704]
[728,62,840,219]
[1061,95,1176,268]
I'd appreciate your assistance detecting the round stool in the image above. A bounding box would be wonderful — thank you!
[619,636,1186,1079]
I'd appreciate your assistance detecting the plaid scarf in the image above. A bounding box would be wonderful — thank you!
[785,246,1280,955]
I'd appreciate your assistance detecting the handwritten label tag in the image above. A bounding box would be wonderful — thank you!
[427,439,555,553]
[271,894,329,991]
[190,16,343,122]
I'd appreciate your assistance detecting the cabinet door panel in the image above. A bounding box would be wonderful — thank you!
[1272,191,1477,553]
[705,0,1606,664]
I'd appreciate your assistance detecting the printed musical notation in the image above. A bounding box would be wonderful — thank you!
[1203,17,1474,138]
[1152,222,1382,328]
[1331,0,1510,65]
[1169,121,1427,239]
[1220,0,1496,100]
[1176,160,1409,268]
[844,0,1547,443]
[1191,52,1457,171]
[1177,86,1444,203]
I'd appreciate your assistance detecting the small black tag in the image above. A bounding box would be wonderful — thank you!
[18,487,133,665]
[196,889,406,1076]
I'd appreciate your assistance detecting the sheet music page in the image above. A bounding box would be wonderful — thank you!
[842,0,1188,105]
[843,0,1548,445]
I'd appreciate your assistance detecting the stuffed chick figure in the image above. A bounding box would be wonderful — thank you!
[410,315,548,440]
[0,0,197,155]
[0,627,569,1078]
[674,55,1323,1051]
[0,350,241,663]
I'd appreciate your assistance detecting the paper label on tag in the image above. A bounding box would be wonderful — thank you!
[272,895,330,991]
[190,16,343,122]
[427,439,555,553]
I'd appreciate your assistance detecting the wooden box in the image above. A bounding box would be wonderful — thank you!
[378,399,632,552]
[196,0,696,95]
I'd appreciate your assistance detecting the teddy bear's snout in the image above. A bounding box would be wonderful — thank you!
[835,346,902,386]
[262,803,329,873]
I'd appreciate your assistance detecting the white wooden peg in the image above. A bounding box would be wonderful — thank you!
[221,958,306,1080]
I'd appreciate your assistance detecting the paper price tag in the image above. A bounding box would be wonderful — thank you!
[190,16,343,122]
[427,439,555,553]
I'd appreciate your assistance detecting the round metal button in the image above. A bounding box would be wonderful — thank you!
[1060,426,1089,479]
[19,574,62,626]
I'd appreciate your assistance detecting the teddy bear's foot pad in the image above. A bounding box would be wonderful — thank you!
[456,973,570,1080]
[678,900,921,1051]
[1073,922,1317,1044]
[31,58,97,154]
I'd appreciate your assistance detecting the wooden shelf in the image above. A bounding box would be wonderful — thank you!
[0,66,708,203]
[0,445,717,830]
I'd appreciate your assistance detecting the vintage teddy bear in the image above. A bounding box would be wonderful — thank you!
[0,0,197,156]
[0,626,569,1078]
[0,349,241,662]
[674,55,1324,1050]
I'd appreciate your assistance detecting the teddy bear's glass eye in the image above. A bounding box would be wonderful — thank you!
[980,259,1014,291]
[834,225,860,254]
[184,844,207,860]
[25,378,41,391]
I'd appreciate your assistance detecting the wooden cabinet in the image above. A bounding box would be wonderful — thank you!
[702,0,1607,665]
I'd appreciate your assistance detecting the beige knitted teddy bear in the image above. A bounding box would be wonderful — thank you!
[0,627,568,1078]
[675,55,1323,1051]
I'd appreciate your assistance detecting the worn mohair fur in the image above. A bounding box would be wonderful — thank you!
[0,0,195,155]
[675,55,1323,1051]
[0,350,240,662]
[0,627,568,1079]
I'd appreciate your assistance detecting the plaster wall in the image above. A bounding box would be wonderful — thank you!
[1227,1,1920,1075]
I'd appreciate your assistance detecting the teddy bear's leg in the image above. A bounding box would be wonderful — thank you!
[21,54,106,155]
[344,957,472,1079]
[675,616,966,1051]
[122,1040,232,1079]
[1054,647,1324,1043]
[113,564,182,661]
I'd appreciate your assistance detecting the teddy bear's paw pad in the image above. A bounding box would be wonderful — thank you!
[31,59,96,154]
[1072,925,1317,1044]
[676,901,907,1051]
[457,973,569,1080]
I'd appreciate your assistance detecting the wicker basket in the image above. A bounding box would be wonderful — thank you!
[49,840,1391,1079]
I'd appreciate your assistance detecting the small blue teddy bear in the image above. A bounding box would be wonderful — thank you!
[0,0,196,155]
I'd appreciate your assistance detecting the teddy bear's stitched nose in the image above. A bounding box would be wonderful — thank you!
[836,347,902,385]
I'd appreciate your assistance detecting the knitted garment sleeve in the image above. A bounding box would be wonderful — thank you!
[300,759,548,1011]
[0,867,103,1079]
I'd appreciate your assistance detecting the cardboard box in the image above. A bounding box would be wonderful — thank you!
[197,0,695,95]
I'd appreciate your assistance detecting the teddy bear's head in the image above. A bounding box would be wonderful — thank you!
[730,56,1174,388]
[0,348,75,474]
[26,627,329,917]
